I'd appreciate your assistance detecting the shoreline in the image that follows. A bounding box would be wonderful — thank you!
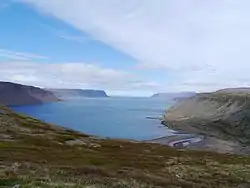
[148,120,247,154]
[143,115,204,148]
[147,130,249,154]
[146,117,204,149]
[146,134,204,148]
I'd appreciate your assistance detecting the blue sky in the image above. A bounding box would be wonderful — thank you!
[1,0,250,96]
[0,1,135,67]
[0,0,167,96]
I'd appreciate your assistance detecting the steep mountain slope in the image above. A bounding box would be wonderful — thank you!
[1,105,250,187]
[47,89,108,99]
[164,90,250,145]
[0,82,60,106]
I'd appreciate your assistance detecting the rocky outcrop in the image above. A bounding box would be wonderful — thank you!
[164,90,250,145]
[0,81,60,106]
[47,89,108,99]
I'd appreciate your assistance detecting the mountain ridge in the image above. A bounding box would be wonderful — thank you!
[0,81,60,106]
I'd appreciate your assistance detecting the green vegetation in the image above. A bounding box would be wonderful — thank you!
[165,92,250,147]
[1,105,250,187]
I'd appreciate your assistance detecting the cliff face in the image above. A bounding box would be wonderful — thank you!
[47,89,108,99]
[0,82,60,106]
[164,91,250,144]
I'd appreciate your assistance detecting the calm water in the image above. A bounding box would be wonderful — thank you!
[12,97,176,140]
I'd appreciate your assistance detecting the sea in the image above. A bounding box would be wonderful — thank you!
[12,97,176,141]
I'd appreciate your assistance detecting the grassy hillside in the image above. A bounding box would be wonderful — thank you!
[1,105,250,187]
[164,92,250,144]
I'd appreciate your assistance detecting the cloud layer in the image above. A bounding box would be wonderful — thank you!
[0,49,48,61]
[20,0,250,92]
[0,61,160,95]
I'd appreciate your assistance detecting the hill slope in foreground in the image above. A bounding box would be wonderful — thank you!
[1,105,250,187]
[164,89,250,154]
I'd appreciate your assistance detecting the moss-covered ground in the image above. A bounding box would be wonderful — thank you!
[1,105,250,188]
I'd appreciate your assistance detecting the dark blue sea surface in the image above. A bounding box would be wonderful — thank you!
[12,97,176,140]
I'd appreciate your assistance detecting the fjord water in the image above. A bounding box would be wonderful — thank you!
[13,97,175,140]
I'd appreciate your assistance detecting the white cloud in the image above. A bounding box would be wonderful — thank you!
[19,0,250,91]
[0,49,48,61]
[0,61,161,95]
[58,34,90,43]
[36,22,96,43]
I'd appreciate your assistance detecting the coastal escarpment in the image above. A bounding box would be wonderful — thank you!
[164,89,250,145]
[0,81,60,106]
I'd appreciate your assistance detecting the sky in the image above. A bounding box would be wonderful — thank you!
[1,0,250,96]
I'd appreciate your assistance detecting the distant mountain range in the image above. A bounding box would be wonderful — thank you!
[0,81,60,106]
[46,89,108,99]
[0,81,109,106]
[151,92,196,100]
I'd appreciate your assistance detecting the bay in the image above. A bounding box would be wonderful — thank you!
[13,97,176,140]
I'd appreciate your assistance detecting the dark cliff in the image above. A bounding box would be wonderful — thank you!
[0,81,60,106]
